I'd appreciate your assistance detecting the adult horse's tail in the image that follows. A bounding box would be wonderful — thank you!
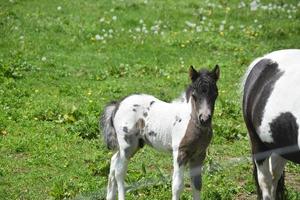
[100,101,119,150]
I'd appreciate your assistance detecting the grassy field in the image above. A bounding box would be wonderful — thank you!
[0,0,299,199]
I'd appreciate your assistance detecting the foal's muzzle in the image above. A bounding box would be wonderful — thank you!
[199,114,211,126]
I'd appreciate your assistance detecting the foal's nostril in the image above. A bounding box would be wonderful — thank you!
[199,114,211,125]
[199,114,203,121]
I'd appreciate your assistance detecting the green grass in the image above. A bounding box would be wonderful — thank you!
[0,0,300,199]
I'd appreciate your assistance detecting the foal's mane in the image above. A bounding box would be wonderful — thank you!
[185,69,211,103]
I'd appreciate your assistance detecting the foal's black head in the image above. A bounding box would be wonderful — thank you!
[187,65,220,126]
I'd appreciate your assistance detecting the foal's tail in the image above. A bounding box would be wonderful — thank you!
[100,101,119,150]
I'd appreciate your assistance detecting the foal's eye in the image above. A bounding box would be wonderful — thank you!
[202,88,208,94]
[192,91,197,100]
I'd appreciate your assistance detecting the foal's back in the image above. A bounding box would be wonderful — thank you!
[113,94,191,151]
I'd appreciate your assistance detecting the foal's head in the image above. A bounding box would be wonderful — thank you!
[188,65,220,126]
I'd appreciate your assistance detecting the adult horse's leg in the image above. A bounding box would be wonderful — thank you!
[172,151,184,200]
[270,154,286,200]
[254,154,286,200]
[106,152,118,200]
[255,158,273,200]
[189,152,206,200]
[248,130,271,200]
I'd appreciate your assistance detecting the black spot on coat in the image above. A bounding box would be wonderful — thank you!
[269,112,300,163]
[123,126,128,133]
[148,131,157,137]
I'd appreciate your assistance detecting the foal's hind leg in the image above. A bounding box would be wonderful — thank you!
[114,129,141,200]
[107,152,118,200]
[114,149,129,200]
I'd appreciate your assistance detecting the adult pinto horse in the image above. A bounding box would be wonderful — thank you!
[101,65,220,200]
[242,49,300,200]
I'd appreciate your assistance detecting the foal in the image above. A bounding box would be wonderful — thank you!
[101,65,220,200]
[242,49,300,200]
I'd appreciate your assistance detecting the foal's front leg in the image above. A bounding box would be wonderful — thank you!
[189,153,206,200]
[172,151,185,200]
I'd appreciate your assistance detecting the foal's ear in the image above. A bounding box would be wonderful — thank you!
[189,65,198,82]
[210,65,220,81]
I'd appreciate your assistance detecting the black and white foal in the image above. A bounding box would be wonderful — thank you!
[242,49,300,200]
[101,65,220,200]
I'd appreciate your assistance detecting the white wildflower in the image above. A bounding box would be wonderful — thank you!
[108,29,113,33]
[112,16,117,21]
[57,6,62,11]
[139,19,144,24]
[250,1,259,11]
[95,34,103,40]
[100,17,105,23]
[41,57,47,61]
[185,21,196,28]
[229,25,234,30]
[151,25,159,31]
[261,5,267,10]
[219,24,224,32]
[196,26,202,32]
[238,1,246,8]
[135,27,141,32]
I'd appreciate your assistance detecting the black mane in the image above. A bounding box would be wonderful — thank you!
[185,69,215,102]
